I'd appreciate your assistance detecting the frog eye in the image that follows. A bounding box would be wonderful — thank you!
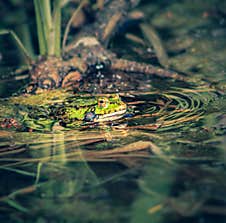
[98,98,109,108]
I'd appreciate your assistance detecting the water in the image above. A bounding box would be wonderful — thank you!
[0,0,226,222]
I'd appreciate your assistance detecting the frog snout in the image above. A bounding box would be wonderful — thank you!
[83,112,97,122]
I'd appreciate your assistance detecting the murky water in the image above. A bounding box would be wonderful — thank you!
[0,0,226,222]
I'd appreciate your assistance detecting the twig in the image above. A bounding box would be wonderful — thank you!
[140,23,169,68]
[111,58,186,81]
[62,0,88,52]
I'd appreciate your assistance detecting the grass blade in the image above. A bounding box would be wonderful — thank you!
[33,0,47,55]
[0,29,32,64]
[53,0,62,56]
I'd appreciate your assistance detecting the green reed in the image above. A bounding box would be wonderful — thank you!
[33,0,62,56]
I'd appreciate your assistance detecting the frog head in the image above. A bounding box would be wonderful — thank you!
[59,94,127,126]
[88,94,127,122]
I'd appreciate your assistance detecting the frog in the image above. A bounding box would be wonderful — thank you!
[0,89,127,131]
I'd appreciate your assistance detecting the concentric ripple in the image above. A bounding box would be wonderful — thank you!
[128,86,219,131]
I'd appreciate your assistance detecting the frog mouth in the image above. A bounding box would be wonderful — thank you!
[83,103,127,123]
[94,108,127,122]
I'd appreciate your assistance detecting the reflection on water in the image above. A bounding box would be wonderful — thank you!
[1,0,226,222]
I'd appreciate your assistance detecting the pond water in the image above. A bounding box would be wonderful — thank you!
[0,0,226,222]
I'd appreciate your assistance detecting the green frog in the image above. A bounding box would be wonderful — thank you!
[0,90,127,131]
